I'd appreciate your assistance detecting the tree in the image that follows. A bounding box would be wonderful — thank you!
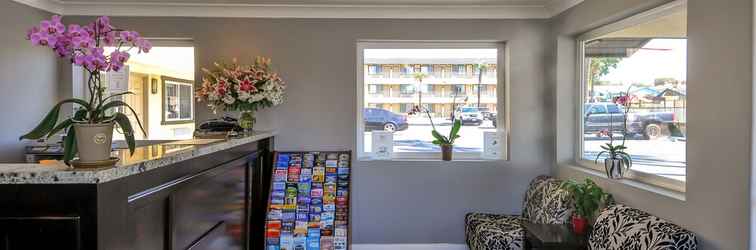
[587,57,621,101]
[413,72,428,107]
[474,63,488,107]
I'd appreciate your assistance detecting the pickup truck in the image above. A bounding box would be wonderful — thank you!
[584,102,677,140]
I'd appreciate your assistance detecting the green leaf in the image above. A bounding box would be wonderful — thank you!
[449,119,462,143]
[101,101,146,136]
[62,127,77,165]
[20,98,90,140]
[46,119,72,139]
[113,113,137,156]
[431,130,448,143]
[102,91,134,103]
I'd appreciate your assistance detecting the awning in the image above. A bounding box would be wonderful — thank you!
[585,38,651,58]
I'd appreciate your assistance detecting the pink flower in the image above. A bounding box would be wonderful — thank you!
[239,78,257,92]
[40,15,65,35]
[108,51,130,71]
[134,37,152,53]
[66,24,89,38]
[26,26,40,40]
[95,16,112,33]
[71,36,95,49]
[102,31,116,46]
[30,32,57,48]
[613,95,636,106]
[119,31,139,43]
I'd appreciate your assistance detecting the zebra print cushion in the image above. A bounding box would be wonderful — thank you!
[465,176,572,250]
[589,204,697,250]
[465,213,524,250]
[521,175,573,224]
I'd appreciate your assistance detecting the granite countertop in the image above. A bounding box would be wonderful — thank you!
[0,130,276,184]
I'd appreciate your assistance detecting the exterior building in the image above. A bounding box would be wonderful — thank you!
[363,60,497,117]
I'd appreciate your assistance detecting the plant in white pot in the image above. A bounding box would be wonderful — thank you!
[19,15,150,166]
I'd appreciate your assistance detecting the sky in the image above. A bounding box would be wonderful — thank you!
[600,39,687,85]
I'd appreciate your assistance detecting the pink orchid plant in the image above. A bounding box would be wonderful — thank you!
[20,15,151,163]
[595,86,637,175]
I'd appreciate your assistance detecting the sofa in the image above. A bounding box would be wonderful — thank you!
[465,175,698,250]
[465,175,573,250]
[589,204,697,249]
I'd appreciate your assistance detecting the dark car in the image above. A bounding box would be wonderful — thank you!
[584,102,677,140]
[363,108,409,132]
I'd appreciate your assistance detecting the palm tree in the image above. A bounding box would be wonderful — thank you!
[474,63,488,107]
[413,72,428,108]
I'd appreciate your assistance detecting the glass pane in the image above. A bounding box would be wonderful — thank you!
[581,6,687,181]
[179,84,192,119]
[363,48,498,153]
[165,83,178,120]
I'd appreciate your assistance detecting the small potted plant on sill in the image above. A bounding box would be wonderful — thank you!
[19,15,150,167]
[561,178,610,234]
[594,87,635,179]
[408,105,462,161]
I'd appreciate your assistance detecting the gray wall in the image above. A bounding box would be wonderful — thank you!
[550,0,753,249]
[62,16,553,244]
[0,1,58,163]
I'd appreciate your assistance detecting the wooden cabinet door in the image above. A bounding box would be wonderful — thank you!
[171,156,252,250]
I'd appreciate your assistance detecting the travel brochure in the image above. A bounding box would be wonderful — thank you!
[265,151,351,250]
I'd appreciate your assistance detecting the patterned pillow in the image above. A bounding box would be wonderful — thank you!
[521,175,573,224]
[589,204,697,250]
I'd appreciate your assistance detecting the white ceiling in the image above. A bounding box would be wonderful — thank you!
[14,0,584,19]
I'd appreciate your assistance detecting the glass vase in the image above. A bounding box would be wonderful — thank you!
[239,110,256,133]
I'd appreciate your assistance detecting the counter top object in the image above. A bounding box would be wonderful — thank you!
[522,221,588,250]
[0,132,276,250]
[0,130,277,184]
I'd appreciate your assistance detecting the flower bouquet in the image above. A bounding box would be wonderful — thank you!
[20,15,151,166]
[196,57,286,131]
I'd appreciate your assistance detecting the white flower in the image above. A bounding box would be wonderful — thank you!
[222,95,235,104]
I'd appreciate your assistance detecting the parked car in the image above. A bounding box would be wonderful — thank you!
[490,112,498,128]
[584,102,677,140]
[454,107,484,125]
[363,108,409,132]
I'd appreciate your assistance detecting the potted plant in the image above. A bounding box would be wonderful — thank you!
[196,57,286,132]
[594,87,635,179]
[20,15,150,166]
[561,178,610,234]
[409,105,462,161]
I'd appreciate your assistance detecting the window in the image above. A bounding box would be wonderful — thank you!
[421,65,432,73]
[99,43,195,140]
[368,84,379,94]
[368,65,381,75]
[400,84,415,95]
[357,42,505,160]
[577,1,687,189]
[162,76,194,124]
[453,64,466,75]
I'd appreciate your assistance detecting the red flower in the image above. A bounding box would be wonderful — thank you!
[239,79,257,92]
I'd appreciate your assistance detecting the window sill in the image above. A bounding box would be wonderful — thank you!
[357,156,505,163]
[560,163,686,201]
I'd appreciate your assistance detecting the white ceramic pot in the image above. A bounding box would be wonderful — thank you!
[73,122,114,162]
[604,158,626,179]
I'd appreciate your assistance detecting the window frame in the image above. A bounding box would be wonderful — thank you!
[574,0,687,192]
[161,76,195,125]
[356,41,509,161]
